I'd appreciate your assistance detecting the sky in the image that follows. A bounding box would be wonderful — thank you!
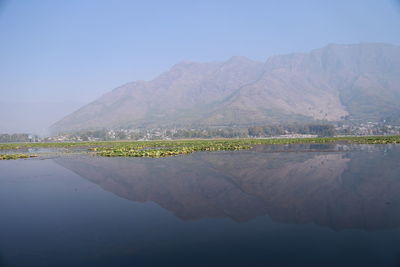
[1,0,400,134]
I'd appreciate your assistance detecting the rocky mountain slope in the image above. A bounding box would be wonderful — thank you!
[51,43,400,133]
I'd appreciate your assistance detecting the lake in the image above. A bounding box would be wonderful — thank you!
[1,144,400,266]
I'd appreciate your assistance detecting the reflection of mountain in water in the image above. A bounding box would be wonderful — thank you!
[55,144,400,230]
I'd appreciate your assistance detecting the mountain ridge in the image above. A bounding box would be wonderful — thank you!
[51,43,400,133]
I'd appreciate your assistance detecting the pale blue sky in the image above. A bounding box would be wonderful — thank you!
[0,0,400,133]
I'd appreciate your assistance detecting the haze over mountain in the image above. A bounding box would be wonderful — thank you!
[0,101,83,135]
[52,43,400,133]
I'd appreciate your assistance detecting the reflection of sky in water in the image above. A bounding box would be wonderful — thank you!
[1,144,400,266]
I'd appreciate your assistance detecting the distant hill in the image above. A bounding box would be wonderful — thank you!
[51,43,400,133]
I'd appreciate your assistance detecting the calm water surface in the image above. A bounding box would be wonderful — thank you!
[1,144,400,266]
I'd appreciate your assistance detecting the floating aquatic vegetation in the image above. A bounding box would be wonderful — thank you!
[0,154,37,160]
[0,135,399,158]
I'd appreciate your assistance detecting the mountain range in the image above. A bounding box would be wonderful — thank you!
[51,43,400,133]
